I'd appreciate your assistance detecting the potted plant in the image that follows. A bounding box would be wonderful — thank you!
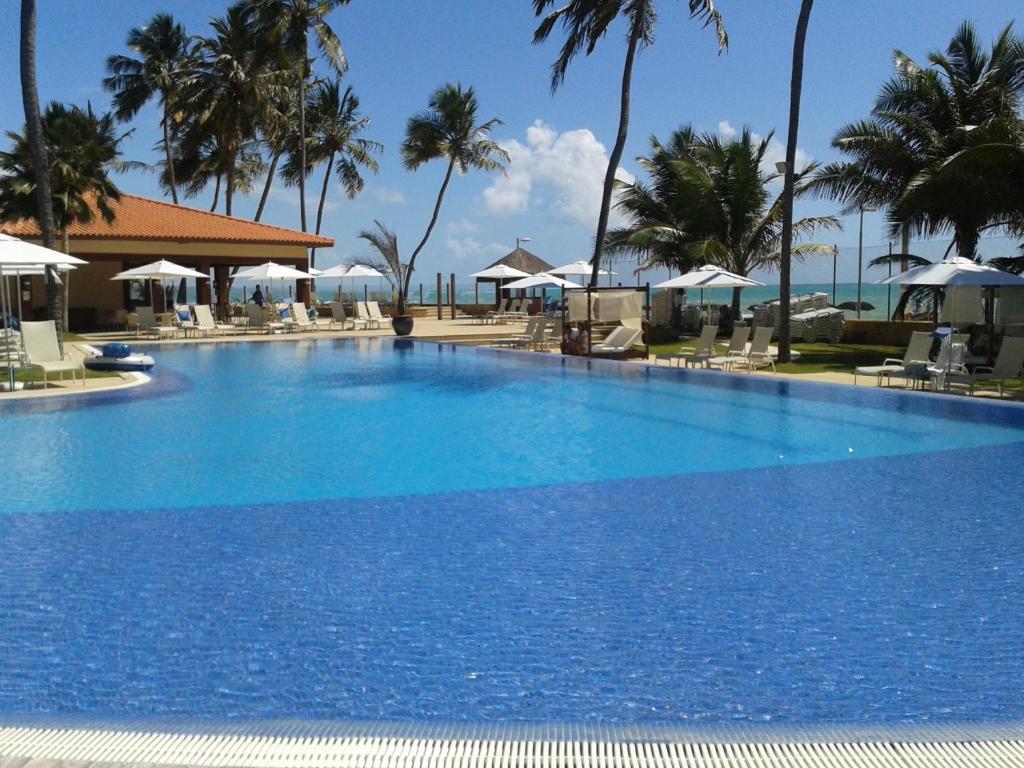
[358,83,507,336]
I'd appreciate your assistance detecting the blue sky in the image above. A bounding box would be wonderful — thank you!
[0,0,1018,285]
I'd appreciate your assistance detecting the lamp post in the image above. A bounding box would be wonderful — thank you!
[856,204,877,318]
[831,244,838,306]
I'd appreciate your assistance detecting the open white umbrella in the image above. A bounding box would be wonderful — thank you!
[550,259,615,277]
[234,261,313,302]
[502,273,577,290]
[112,259,210,312]
[878,256,1024,287]
[656,265,764,323]
[318,263,386,303]
[469,264,530,279]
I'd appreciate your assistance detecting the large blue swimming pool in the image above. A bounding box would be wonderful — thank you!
[2,338,1023,727]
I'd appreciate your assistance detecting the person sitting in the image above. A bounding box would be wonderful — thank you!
[251,285,264,307]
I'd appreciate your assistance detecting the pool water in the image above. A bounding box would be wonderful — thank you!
[1,338,1023,726]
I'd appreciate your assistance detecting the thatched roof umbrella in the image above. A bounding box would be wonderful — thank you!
[474,247,554,305]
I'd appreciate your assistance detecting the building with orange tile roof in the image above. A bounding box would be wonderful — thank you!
[1,194,334,330]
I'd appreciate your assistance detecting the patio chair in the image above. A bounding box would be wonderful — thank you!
[948,336,1024,397]
[329,301,364,331]
[591,325,643,356]
[708,326,752,370]
[721,326,776,373]
[289,302,323,332]
[490,317,544,348]
[245,303,286,334]
[366,301,393,331]
[486,298,510,324]
[673,325,718,368]
[854,331,933,386]
[354,300,384,330]
[192,304,236,336]
[20,320,84,387]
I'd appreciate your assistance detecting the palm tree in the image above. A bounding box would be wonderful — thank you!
[179,7,288,216]
[777,0,814,364]
[0,102,130,328]
[253,93,297,221]
[104,13,192,204]
[283,78,381,267]
[18,0,60,329]
[243,0,350,233]
[358,219,402,297]
[396,83,508,315]
[608,125,839,316]
[532,0,727,288]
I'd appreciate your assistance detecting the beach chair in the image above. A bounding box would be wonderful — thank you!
[366,301,393,331]
[673,325,718,368]
[192,304,236,336]
[854,331,933,386]
[289,302,323,332]
[329,301,363,331]
[707,326,751,370]
[490,317,543,348]
[591,325,642,356]
[949,336,1024,397]
[354,301,384,330]
[245,303,286,334]
[133,306,164,338]
[505,298,529,323]
[486,298,510,324]
[20,320,84,387]
[722,326,776,373]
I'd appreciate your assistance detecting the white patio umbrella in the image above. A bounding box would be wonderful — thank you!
[0,234,87,390]
[655,265,765,323]
[878,256,1024,287]
[234,261,313,302]
[318,263,386,303]
[469,264,530,279]
[111,259,208,310]
[502,273,577,290]
[549,259,617,286]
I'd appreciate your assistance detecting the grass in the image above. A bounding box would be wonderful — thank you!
[9,333,119,384]
[649,330,903,375]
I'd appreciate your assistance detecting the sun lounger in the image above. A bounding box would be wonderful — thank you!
[708,326,751,370]
[591,325,643,356]
[354,300,385,329]
[245,304,287,334]
[20,320,84,387]
[191,304,236,336]
[490,317,545,349]
[948,336,1024,397]
[485,298,510,324]
[133,306,178,339]
[366,301,393,331]
[854,331,933,386]
[289,302,324,332]
[718,326,776,373]
[673,325,718,368]
[329,301,365,331]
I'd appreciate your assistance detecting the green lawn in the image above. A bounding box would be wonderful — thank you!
[650,332,903,375]
[10,333,119,383]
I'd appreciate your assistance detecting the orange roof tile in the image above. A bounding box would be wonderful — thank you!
[0,193,333,247]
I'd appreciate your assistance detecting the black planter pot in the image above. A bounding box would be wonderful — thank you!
[391,315,415,336]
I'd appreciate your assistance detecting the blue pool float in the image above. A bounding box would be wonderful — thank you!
[84,342,155,373]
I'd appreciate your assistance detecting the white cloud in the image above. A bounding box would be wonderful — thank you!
[445,237,508,262]
[446,217,479,235]
[366,185,406,205]
[717,120,737,138]
[483,120,634,228]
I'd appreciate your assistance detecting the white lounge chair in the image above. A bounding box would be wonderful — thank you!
[854,331,933,386]
[949,336,1024,397]
[591,325,642,356]
[329,301,363,331]
[721,326,776,373]
[366,301,393,331]
[708,326,751,370]
[485,298,510,324]
[246,303,286,334]
[673,325,718,368]
[355,300,384,330]
[20,320,84,387]
[289,302,324,332]
[192,304,236,336]
[491,317,544,349]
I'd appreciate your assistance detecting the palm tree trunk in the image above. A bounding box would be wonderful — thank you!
[900,224,910,272]
[311,152,335,270]
[162,102,178,204]
[954,223,980,260]
[210,174,221,212]
[590,25,640,289]
[19,0,61,333]
[297,67,307,233]
[402,157,456,314]
[777,0,814,364]
[254,150,280,222]
[731,286,742,319]
[225,157,235,217]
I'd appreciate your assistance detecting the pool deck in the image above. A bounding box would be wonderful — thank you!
[6,318,1019,403]
[2,724,1024,767]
